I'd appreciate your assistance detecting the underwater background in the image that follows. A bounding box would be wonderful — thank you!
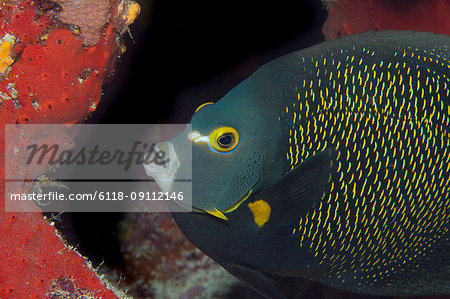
[21,0,448,298]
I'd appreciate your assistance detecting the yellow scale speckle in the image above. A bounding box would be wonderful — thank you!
[288,45,449,290]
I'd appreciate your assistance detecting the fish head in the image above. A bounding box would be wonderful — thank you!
[185,101,263,219]
[145,70,286,220]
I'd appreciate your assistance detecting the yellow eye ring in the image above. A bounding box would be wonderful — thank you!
[209,127,239,153]
[195,102,214,113]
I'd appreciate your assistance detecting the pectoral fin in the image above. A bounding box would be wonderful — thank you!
[262,148,337,227]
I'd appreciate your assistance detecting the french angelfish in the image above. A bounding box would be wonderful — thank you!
[145,31,450,297]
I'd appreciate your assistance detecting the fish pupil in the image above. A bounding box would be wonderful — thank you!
[218,133,234,147]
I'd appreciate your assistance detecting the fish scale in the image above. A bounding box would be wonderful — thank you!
[281,35,449,293]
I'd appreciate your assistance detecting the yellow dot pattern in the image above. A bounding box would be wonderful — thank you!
[281,44,450,292]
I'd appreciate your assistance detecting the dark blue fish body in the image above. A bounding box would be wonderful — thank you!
[162,31,450,297]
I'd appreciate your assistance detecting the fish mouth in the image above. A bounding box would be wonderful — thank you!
[192,189,253,221]
[143,141,180,193]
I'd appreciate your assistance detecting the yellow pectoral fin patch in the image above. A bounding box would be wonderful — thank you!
[248,200,271,227]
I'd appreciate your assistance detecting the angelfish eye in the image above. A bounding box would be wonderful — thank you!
[209,127,239,153]
[218,133,234,147]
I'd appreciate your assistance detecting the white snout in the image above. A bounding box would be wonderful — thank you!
[143,141,180,192]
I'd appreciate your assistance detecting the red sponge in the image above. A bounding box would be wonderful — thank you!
[323,0,450,40]
[0,0,140,297]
